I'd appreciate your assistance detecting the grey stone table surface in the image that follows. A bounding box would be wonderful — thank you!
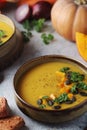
[0,4,87,130]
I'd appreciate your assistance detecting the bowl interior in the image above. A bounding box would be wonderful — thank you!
[0,14,16,57]
[0,14,15,32]
[13,55,87,123]
[14,55,87,110]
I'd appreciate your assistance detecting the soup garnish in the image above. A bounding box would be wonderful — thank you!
[0,30,7,45]
[17,61,87,110]
[36,67,87,109]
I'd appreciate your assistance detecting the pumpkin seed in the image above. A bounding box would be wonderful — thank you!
[66,71,72,79]
[47,99,54,106]
[37,99,43,105]
[54,105,61,109]
[65,100,73,104]
[65,97,76,104]
[71,97,76,102]
[65,79,72,85]
[79,91,87,96]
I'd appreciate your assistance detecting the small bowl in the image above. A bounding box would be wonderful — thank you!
[13,55,87,123]
[0,14,24,70]
[0,14,16,57]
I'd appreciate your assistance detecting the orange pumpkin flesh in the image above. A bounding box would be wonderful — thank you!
[51,0,87,41]
[76,32,87,61]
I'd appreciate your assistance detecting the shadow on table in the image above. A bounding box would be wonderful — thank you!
[84,127,87,130]
[34,113,87,130]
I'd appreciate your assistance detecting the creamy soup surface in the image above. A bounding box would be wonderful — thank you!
[17,61,87,110]
[0,21,14,45]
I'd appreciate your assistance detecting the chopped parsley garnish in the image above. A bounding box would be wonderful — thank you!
[42,96,49,99]
[31,19,45,32]
[71,82,87,94]
[76,82,87,90]
[22,20,32,42]
[70,85,78,94]
[39,104,46,109]
[22,19,54,44]
[55,93,69,103]
[41,33,54,44]
[0,30,6,38]
[70,72,85,82]
[0,30,7,45]
[22,19,45,32]
[60,67,70,73]
[60,67,85,82]
[36,67,87,109]
[22,20,31,31]
[22,31,32,42]
[22,19,45,42]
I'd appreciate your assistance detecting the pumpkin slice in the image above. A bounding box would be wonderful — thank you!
[76,32,87,61]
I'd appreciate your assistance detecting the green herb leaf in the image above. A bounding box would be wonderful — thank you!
[41,33,54,44]
[60,67,70,73]
[22,31,32,42]
[39,104,46,109]
[22,19,45,32]
[22,20,31,31]
[0,30,7,45]
[42,96,49,99]
[22,19,45,42]
[32,19,45,32]
[71,82,87,93]
[48,34,54,40]
[70,72,85,82]
[76,82,87,90]
[71,85,78,94]
[55,93,69,103]
[0,30,6,38]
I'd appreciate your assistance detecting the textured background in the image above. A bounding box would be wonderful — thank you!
[0,4,87,130]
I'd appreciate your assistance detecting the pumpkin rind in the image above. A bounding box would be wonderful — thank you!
[51,0,87,41]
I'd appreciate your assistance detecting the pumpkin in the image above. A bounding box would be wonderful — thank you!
[51,0,87,41]
[76,32,87,61]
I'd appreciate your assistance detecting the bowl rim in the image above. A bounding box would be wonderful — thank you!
[0,14,16,47]
[13,55,87,113]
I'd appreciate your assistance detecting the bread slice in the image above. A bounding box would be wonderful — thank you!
[0,116,25,130]
[0,97,10,118]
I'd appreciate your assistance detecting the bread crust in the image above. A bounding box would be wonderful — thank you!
[0,116,25,130]
[0,97,25,130]
[0,97,10,118]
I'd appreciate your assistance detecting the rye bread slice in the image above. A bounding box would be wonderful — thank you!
[0,97,10,118]
[0,116,25,130]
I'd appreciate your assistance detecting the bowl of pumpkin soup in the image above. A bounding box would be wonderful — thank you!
[0,14,24,70]
[14,55,87,123]
[0,14,16,55]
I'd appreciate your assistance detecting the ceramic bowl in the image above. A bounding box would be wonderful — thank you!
[13,55,87,123]
[0,14,24,70]
[0,14,16,57]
